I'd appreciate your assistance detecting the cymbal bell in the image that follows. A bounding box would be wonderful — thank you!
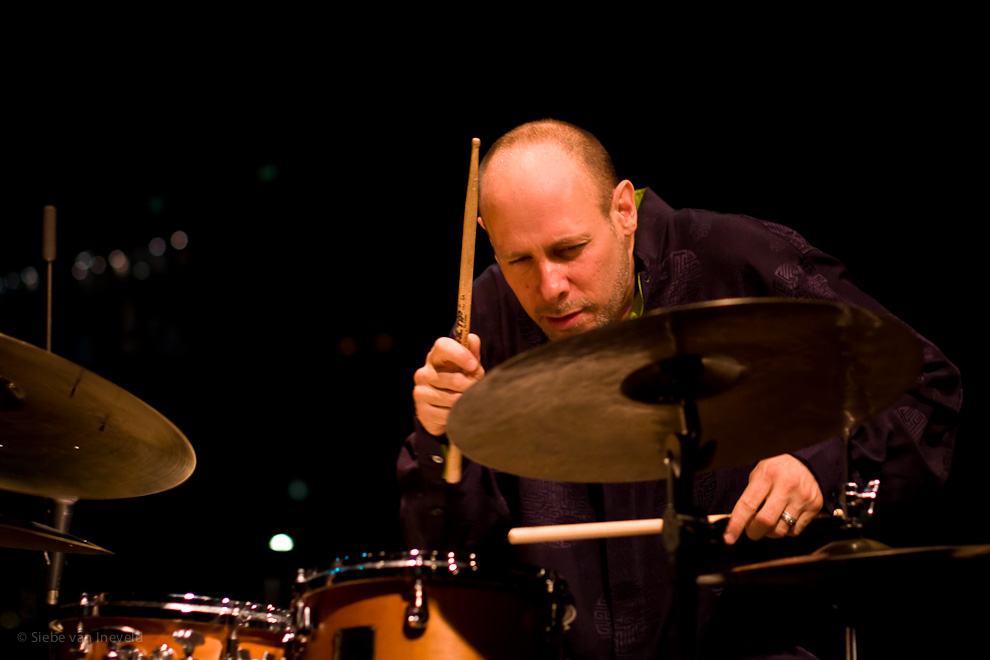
[447,298,922,483]
[0,333,195,499]
[0,513,112,555]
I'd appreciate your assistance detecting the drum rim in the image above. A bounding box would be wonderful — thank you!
[295,549,561,593]
[52,592,292,631]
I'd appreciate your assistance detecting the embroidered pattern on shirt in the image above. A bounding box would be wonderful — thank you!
[773,262,837,300]
[655,249,701,307]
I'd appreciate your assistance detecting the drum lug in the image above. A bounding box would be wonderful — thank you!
[225,628,280,660]
[110,646,146,660]
[231,651,276,660]
[225,627,241,660]
[294,600,312,634]
[171,628,206,659]
[403,577,429,635]
[88,626,144,660]
[150,646,175,660]
[68,636,90,658]
[67,620,91,658]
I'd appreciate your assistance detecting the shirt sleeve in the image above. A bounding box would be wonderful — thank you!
[750,223,963,510]
[397,421,514,550]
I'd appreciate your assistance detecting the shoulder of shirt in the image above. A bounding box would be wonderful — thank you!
[637,187,816,255]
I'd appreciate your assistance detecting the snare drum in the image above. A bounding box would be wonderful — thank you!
[50,592,293,659]
[292,550,574,660]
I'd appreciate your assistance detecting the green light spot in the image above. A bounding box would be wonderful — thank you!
[258,164,279,183]
[288,478,309,501]
[269,533,294,552]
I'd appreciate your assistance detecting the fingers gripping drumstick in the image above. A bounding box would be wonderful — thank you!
[445,137,480,484]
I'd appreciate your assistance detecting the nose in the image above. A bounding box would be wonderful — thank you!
[538,261,569,303]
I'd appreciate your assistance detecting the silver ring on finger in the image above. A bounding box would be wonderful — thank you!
[779,510,797,528]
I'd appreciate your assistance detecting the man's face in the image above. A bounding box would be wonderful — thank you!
[480,146,637,341]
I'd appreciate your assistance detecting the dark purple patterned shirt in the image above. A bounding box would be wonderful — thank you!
[398,189,962,659]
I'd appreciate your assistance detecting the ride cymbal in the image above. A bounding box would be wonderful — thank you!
[447,298,921,482]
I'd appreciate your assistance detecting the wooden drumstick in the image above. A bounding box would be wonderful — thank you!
[507,514,731,545]
[43,205,56,352]
[445,137,481,484]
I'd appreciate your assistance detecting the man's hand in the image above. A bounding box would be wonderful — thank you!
[413,334,485,436]
[723,454,824,545]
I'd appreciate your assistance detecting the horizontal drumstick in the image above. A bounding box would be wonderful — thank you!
[507,514,731,545]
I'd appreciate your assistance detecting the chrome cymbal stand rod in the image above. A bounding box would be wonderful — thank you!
[45,497,77,605]
[663,397,719,660]
[40,206,75,606]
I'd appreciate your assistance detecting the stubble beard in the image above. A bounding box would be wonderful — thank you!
[540,250,635,341]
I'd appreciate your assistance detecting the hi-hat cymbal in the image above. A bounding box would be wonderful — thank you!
[0,513,111,555]
[697,538,990,588]
[447,298,921,483]
[0,333,195,499]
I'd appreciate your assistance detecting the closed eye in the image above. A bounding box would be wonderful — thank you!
[559,242,587,258]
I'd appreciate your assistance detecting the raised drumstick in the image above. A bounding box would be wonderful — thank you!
[507,514,731,544]
[43,205,56,352]
[445,137,481,484]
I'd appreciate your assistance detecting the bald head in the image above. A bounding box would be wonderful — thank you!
[475,120,638,340]
[479,120,619,218]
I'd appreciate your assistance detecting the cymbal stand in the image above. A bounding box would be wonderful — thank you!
[45,497,77,605]
[836,420,881,539]
[662,397,721,660]
[822,425,884,660]
[39,206,75,606]
[624,353,726,659]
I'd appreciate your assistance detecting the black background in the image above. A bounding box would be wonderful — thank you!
[1,21,984,658]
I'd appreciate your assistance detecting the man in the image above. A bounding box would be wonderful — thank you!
[399,120,961,659]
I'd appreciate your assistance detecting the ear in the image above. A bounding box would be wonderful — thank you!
[611,180,638,237]
[477,215,486,232]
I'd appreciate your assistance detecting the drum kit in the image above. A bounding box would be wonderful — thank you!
[3,288,986,658]
[1,208,984,660]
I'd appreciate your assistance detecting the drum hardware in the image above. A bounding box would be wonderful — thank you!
[292,551,573,659]
[404,577,428,634]
[172,628,206,658]
[66,619,93,658]
[697,475,990,660]
[50,593,292,660]
[448,298,927,659]
[46,496,78,604]
[79,625,143,660]
[236,652,276,660]
[226,625,280,660]
[0,208,196,605]
[839,479,880,530]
